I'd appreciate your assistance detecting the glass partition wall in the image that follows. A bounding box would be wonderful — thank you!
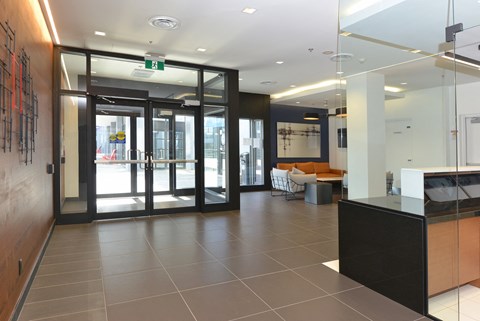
[338,0,480,320]
[54,48,239,223]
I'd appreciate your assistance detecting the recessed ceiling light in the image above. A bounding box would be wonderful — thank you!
[148,16,181,30]
[276,61,284,64]
[296,102,301,104]
[290,85,296,88]
[336,93,341,96]
[336,71,344,75]
[196,47,207,52]
[242,7,257,14]
[94,31,106,36]
[410,49,421,54]
[178,80,183,83]
[400,82,407,85]
[340,31,352,37]
[44,0,60,44]
[91,71,97,74]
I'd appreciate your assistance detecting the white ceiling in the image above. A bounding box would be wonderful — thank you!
[44,0,480,109]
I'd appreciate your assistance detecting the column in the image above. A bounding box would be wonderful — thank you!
[347,72,386,199]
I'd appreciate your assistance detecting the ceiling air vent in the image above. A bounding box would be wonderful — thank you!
[131,69,155,78]
[148,16,181,30]
[330,53,354,62]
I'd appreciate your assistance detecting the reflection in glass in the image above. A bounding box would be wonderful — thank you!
[204,70,226,103]
[60,52,86,91]
[239,119,264,186]
[204,106,227,203]
[90,55,199,100]
[60,96,88,214]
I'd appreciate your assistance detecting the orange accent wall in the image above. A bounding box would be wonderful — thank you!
[0,0,54,320]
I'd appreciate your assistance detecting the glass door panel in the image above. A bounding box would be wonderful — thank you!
[204,106,227,204]
[151,105,197,210]
[94,103,146,214]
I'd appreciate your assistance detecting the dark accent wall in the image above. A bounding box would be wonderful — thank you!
[0,0,54,320]
[270,104,329,167]
[239,92,271,191]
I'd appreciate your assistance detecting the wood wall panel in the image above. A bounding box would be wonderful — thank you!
[0,0,54,320]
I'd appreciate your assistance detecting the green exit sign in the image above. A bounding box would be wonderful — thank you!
[145,59,164,70]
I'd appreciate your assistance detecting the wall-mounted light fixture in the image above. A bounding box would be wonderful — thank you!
[303,112,320,120]
[442,52,480,69]
[336,107,348,118]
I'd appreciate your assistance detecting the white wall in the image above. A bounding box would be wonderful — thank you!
[384,86,450,186]
[328,86,452,189]
[456,81,480,165]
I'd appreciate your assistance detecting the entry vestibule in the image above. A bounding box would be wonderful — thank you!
[55,48,240,224]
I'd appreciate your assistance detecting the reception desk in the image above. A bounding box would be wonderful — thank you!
[339,167,480,316]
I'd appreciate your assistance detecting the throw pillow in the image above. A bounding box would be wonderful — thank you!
[291,167,305,175]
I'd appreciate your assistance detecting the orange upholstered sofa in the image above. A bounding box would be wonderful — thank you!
[276,162,344,180]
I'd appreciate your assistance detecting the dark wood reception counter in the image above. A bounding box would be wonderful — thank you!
[339,194,480,317]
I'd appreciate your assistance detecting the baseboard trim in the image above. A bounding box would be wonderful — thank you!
[9,221,56,321]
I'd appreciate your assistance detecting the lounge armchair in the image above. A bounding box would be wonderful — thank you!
[271,168,317,200]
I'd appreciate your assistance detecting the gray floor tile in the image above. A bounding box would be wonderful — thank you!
[276,296,370,321]
[334,286,424,321]
[294,263,362,294]
[243,271,327,308]
[107,293,195,321]
[182,281,269,321]
[104,269,176,305]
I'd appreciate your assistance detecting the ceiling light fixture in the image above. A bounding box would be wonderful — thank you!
[242,7,257,14]
[239,78,243,81]
[442,52,480,69]
[276,61,284,64]
[336,71,344,75]
[339,31,352,37]
[94,31,106,36]
[272,79,345,100]
[196,47,207,52]
[148,16,181,30]
[409,49,421,54]
[290,85,296,88]
[296,101,301,104]
[400,82,407,85]
[43,0,60,44]
[304,112,320,121]
[384,86,402,93]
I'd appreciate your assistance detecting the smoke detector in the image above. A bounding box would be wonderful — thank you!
[148,16,181,30]
[330,53,354,62]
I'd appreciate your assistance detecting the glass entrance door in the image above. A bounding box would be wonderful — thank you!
[93,99,198,216]
[150,104,197,210]
[94,102,147,214]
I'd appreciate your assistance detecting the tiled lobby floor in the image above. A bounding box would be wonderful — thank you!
[18,192,432,321]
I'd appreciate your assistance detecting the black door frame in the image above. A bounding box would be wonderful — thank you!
[91,96,200,220]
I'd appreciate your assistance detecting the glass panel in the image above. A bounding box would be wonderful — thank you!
[239,118,264,186]
[91,55,199,100]
[95,105,145,213]
[152,114,170,193]
[204,70,226,103]
[60,96,88,214]
[175,113,196,189]
[204,106,227,203]
[152,107,196,209]
[338,0,460,318]
[60,52,86,91]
